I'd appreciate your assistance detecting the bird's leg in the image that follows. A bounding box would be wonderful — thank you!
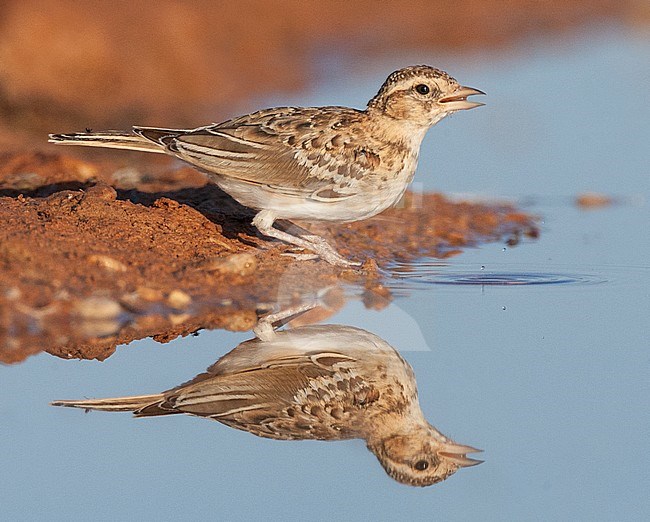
[279,221,341,250]
[252,210,360,267]
[276,220,329,260]
[253,301,320,341]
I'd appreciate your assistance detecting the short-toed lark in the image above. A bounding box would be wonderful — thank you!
[50,65,484,266]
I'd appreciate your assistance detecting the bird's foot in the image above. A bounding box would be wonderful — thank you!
[253,213,361,268]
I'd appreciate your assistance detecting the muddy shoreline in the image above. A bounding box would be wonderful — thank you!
[0,152,538,363]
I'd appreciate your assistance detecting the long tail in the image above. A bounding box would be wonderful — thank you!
[51,394,164,412]
[48,129,169,154]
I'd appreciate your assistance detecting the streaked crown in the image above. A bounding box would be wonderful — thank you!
[368,65,457,109]
[366,65,483,127]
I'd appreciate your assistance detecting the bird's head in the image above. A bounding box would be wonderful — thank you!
[367,65,484,128]
[368,427,482,487]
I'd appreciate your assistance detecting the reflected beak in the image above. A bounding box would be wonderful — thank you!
[439,86,485,110]
[438,442,484,467]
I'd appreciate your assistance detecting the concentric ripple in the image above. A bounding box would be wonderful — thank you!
[384,262,608,289]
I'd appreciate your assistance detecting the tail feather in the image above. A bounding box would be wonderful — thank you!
[51,394,164,412]
[48,131,167,153]
[133,126,181,146]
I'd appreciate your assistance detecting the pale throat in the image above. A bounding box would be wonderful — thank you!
[372,117,431,152]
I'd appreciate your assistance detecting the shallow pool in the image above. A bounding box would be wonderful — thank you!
[2,28,649,521]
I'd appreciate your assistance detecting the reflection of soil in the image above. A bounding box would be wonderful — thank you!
[0,0,642,144]
[0,153,538,364]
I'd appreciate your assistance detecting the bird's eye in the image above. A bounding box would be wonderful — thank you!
[415,84,430,95]
[414,460,429,471]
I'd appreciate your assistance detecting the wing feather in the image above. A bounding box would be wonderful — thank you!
[143,107,379,196]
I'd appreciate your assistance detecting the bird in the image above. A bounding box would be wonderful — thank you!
[49,65,484,267]
[51,323,482,486]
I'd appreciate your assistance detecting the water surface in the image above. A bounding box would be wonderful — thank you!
[2,29,649,521]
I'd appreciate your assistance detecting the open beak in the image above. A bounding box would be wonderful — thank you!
[439,86,485,111]
[438,442,484,467]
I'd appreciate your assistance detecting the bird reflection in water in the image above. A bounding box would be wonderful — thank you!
[52,309,481,487]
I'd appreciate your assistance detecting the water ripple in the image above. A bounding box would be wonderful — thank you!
[383,262,610,289]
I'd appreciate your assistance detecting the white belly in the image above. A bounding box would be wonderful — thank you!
[212,174,413,223]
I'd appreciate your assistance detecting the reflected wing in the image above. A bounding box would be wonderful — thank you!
[135,350,355,420]
[134,325,400,431]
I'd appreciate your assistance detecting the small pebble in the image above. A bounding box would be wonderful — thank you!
[168,312,191,325]
[83,183,117,202]
[136,287,164,302]
[202,253,257,277]
[75,296,122,320]
[575,192,613,209]
[80,319,121,338]
[87,254,127,272]
[167,289,192,309]
[4,287,21,300]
